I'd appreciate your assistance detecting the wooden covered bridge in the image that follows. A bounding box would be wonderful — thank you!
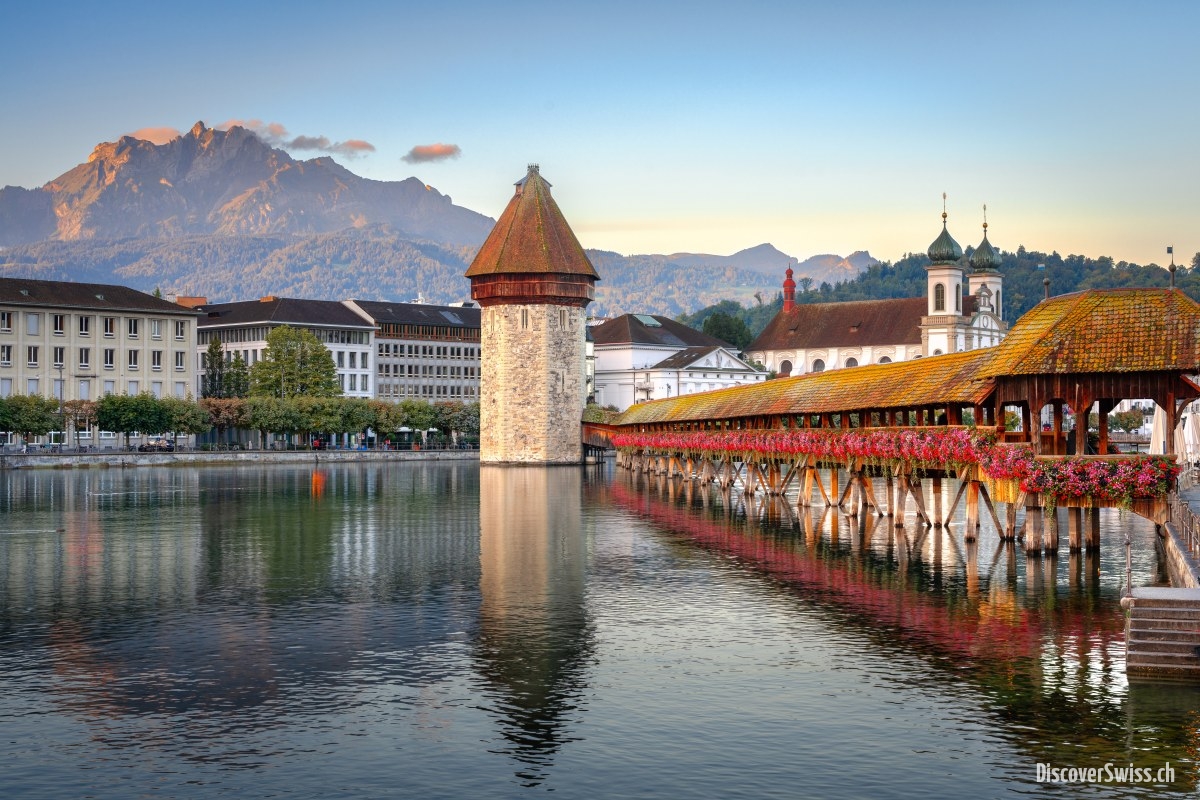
[601,288,1200,560]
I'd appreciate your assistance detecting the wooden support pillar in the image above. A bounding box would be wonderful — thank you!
[1086,507,1101,551]
[1097,399,1115,455]
[885,474,895,517]
[830,468,840,509]
[1025,505,1044,555]
[1045,506,1059,553]
[965,480,980,542]
[1052,400,1064,456]
[801,467,815,508]
[931,476,943,527]
[893,472,905,527]
[1068,507,1082,552]
[1003,501,1018,541]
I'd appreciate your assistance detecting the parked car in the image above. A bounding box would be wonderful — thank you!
[138,438,175,452]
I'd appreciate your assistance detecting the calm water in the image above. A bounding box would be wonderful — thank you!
[1,460,1198,799]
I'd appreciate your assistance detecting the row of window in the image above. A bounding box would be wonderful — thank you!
[376,383,476,398]
[0,345,186,371]
[0,311,189,341]
[378,364,477,378]
[0,377,188,400]
[377,343,479,359]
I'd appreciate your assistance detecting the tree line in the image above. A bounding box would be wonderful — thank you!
[0,393,480,449]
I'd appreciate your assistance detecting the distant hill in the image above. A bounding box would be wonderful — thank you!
[0,121,876,316]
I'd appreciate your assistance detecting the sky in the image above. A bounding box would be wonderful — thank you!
[2,0,1197,268]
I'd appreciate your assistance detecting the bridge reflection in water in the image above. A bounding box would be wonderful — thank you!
[607,465,1200,788]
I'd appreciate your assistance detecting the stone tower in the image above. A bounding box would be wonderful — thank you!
[465,165,600,464]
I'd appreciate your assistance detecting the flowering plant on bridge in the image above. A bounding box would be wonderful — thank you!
[611,428,1181,504]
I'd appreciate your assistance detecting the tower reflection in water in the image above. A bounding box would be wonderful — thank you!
[475,466,594,786]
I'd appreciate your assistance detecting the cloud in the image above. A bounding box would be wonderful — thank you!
[402,143,462,164]
[217,119,376,158]
[127,127,181,144]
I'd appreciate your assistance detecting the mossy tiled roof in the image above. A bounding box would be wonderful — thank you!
[465,166,598,280]
[616,287,1200,426]
[983,288,1200,375]
[617,348,995,425]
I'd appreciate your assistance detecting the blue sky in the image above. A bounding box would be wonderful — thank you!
[3,0,1197,268]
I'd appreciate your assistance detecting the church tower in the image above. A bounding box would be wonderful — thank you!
[465,165,600,464]
[921,196,965,355]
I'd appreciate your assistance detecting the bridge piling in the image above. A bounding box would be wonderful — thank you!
[1025,506,1045,555]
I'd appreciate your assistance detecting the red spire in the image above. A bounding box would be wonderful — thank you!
[783,266,796,312]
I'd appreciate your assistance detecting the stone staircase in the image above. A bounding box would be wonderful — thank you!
[1126,587,1200,677]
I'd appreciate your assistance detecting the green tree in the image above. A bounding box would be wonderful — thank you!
[62,399,97,447]
[702,311,752,351]
[201,398,248,444]
[163,397,211,443]
[245,396,303,447]
[1110,409,1147,434]
[227,353,250,398]
[250,326,341,399]
[5,395,59,444]
[202,337,227,399]
[97,394,140,448]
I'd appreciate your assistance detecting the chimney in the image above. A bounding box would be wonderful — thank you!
[174,296,208,309]
[782,267,796,313]
[260,295,277,303]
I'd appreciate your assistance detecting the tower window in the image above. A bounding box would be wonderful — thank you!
[934,283,946,312]
[521,309,529,330]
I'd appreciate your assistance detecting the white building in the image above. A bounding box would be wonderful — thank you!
[194,296,375,398]
[590,313,764,410]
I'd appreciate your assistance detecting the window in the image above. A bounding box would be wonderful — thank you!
[0,378,10,398]
[151,350,162,371]
[845,357,858,368]
[79,380,91,401]
[103,380,115,395]
[175,352,185,371]
[349,352,357,369]
[362,375,369,393]
[151,381,162,399]
[934,283,946,312]
[337,351,345,368]
[349,374,357,391]
[26,313,40,336]
[53,346,65,367]
[362,353,369,370]
[150,319,162,339]
[812,359,825,373]
[0,345,10,365]
[127,380,139,394]
[955,285,961,312]
[878,356,892,364]
[0,311,10,332]
[779,360,793,376]
[27,346,38,367]
[103,349,115,369]
[175,320,187,340]
[128,318,140,338]
[79,348,90,369]
[103,317,116,337]
[127,350,139,369]
[27,378,38,395]
[53,314,65,335]
[79,316,91,336]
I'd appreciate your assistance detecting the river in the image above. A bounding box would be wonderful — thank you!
[0,460,1197,798]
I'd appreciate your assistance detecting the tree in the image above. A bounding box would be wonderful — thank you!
[4,395,59,444]
[96,394,140,448]
[250,325,340,399]
[62,399,97,448]
[227,353,250,398]
[202,337,227,399]
[1110,409,1147,434]
[702,311,752,351]
[201,398,247,444]
[163,397,211,443]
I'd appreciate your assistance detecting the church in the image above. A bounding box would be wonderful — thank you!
[745,209,1006,376]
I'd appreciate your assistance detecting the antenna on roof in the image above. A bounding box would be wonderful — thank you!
[1169,246,1177,288]
[942,192,948,223]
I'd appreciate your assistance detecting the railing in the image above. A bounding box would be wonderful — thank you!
[1169,468,1200,562]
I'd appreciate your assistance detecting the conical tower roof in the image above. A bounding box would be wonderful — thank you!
[970,231,1002,272]
[465,165,599,279]
[927,217,963,265]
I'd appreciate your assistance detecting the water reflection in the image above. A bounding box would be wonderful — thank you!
[609,469,1200,793]
[475,466,594,786]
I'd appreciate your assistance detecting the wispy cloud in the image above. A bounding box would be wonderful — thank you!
[127,126,181,144]
[218,119,377,158]
[402,143,462,164]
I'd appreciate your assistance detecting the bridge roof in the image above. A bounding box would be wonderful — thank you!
[615,287,1200,426]
[617,348,994,424]
[982,288,1200,375]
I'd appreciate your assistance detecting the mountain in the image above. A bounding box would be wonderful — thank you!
[662,243,877,286]
[0,121,494,246]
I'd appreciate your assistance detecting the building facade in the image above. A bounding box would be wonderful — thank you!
[746,211,1007,375]
[345,299,481,402]
[590,313,764,410]
[465,165,599,464]
[193,296,376,398]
